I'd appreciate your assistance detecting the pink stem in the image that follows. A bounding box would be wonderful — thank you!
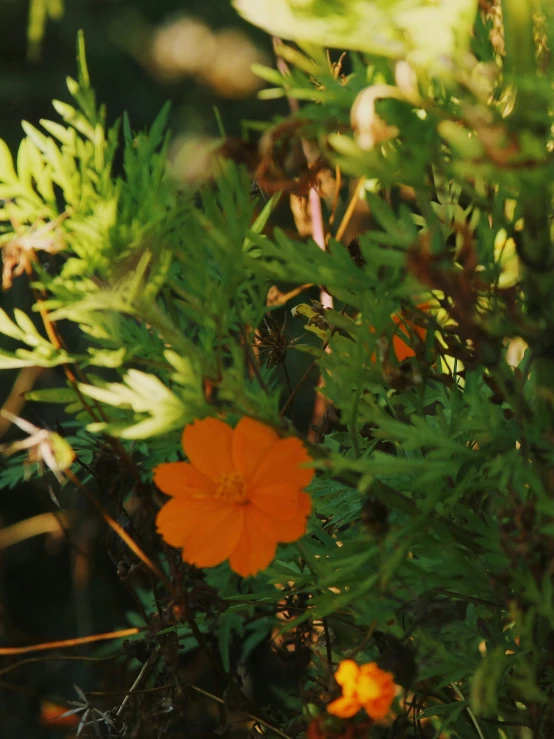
[308,187,333,310]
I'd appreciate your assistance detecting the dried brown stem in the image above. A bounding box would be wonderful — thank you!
[67,471,171,591]
[0,628,140,656]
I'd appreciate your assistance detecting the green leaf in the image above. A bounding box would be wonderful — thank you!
[79,370,188,439]
[86,347,126,368]
[218,610,244,672]
[149,102,172,147]
[25,387,76,404]
[250,63,285,86]
[244,192,280,251]
[0,139,18,183]
[234,0,478,64]
[0,309,27,342]
[40,119,76,147]
[13,309,49,347]
[470,647,509,716]
[76,29,90,89]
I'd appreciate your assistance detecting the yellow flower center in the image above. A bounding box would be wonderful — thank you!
[215,473,248,504]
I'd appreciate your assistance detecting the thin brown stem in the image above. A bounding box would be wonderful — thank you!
[280,359,317,416]
[0,653,122,678]
[335,178,365,243]
[116,656,157,716]
[267,283,313,308]
[346,619,378,659]
[280,322,340,417]
[322,618,333,668]
[67,471,171,591]
[282,363,295,420]
[29,267,147,487]
[86,684,174,697]
[328,165,342,228]
[239,323,269,393]
[0,628,140,656]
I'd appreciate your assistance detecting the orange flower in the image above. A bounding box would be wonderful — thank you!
[371,303,430,363]
[40,700,79,728]
[391,305,428,362]
[154,417,313,577]
[327,660,396,721]
[307,716,368,739]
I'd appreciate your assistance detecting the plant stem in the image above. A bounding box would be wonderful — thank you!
[450,682,486,739]
[67,471,171,590]
[0,628,141,656]
[502,0,554,426]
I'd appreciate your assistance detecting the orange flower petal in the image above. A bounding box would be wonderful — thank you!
[154,462,215,498]
[364,693,394,720]
[248,482,304,520]
[299,490,312,516]
[232,416,279,483]
[183,417,235,481]
[182,505,245,569]
[392,332,416,362]
[334,659,360,692]
[156,496,229,548]
[392,323,426,361]
[327,695,361,718]
[328,660,396,721]
[251,436,313,489]
[391,305,428,362]
[41,701,79,727]
[229,512,277,577]
[359,662,394,683]
[248,494,310,543]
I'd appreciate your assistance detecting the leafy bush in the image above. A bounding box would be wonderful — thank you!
[1,1,554,737]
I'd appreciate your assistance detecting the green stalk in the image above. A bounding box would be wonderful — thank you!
[502,0,554,420]
[501,0,537,81]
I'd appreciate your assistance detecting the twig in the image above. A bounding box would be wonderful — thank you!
[433,588,502,609]
[0,628,140,656]
[239,323,269,393]
[280,358,317,416]
[67,471,171,591]
[266,283,313,307]
[335,178,365,243]
[328,165,342,228]
[0,366,45,439]
[86,684,173,697]
[322,618,333,668]
[450,682,486,739]
[116,656,154,716]
[273,39,299,115]
[0,511,71,550]
[0,653,122,678]
[346,620,378,659]
[280,319,342,416]
[29,267,148,488]
[282,364,294,419]
[308,187,332,312]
